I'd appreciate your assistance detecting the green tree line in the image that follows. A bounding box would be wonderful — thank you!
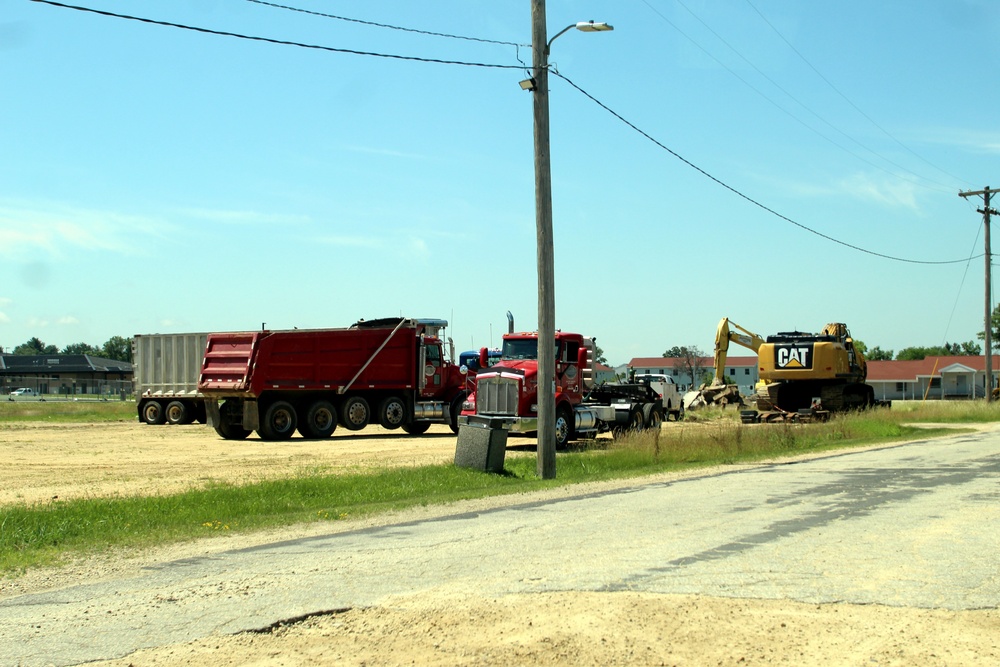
[2,336,131,362]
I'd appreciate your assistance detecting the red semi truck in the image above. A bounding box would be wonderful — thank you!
[198,317,467,440]
[460,330,663,449]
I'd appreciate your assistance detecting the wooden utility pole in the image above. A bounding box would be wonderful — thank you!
[959,187,998,400]
[531,0,556,478]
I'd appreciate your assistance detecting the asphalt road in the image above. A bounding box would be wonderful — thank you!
[4,428,999,666]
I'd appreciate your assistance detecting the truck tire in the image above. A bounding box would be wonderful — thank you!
[166,400,192,426]
[378,396,407,430]
[142,400,166,425]
[613,406,644,438]
[215,399,252,440]
[340,396,370,431]
[402,421,431,435]
[215,420,252,440]
[555,404,574,450]
[259,400,297,441]
[299,400,337,439]
[644,404,663,430]
[449,394,466,434]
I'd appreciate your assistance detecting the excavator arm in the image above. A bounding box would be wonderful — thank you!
[714,318,765,385]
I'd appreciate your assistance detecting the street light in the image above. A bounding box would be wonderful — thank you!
[528,3,613,479]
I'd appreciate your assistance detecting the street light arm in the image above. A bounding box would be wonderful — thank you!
[546,21,613,54]
[545,23,577,54]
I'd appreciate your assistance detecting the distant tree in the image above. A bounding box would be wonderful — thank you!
[664,345,707,388]
[897,342,982,361]
[853,340,869,357]
[592,344,608,366]
[978,304,1000,350]
[13,337,57,355]
[100,336,131,362]
[865,346,894,361]
[960,340,982,355]
[62,342,100,355]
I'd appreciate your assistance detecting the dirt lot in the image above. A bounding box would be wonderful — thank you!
[3,420,998,666]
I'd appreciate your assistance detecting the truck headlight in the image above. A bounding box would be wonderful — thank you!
[462,400,475,411]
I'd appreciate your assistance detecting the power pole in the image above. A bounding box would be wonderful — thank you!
[959,187,998,400]
[531,0,556,478]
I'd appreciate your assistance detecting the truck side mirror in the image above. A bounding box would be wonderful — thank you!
[479,346,489,369]
[577,346,588,368]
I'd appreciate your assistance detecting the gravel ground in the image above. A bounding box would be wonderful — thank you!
[2,420,998,666]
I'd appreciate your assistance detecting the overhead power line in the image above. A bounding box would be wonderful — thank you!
[551,71,978,266]
[30,0,524,70]
[742,0,972,189]
[638,0,959,195]
[245,0,531,49]
[31,0,973,266]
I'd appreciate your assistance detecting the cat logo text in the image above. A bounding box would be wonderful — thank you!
[775,345,812,369]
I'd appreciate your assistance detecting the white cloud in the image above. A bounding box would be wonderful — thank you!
[0,311,9,324]
[408,236,430,258]
[0,200,169,259]
[57,316,79,325]
[316,235,383,248]
[343,145,428,161]
[178,208,311,226]
[838,173,919,210]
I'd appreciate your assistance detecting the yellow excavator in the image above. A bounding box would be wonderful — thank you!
[713,317,875,415]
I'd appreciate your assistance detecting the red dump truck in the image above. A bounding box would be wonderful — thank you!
[198,317,467,440]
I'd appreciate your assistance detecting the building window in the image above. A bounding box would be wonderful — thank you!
[744,368,750,375]
[896,382,904,392]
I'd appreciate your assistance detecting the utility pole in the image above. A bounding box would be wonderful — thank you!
[959,187,998,400]
[531,0,556,479]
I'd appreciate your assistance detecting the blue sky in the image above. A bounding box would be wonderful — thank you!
[2,0,998,365]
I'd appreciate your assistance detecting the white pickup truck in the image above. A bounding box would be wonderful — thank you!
[633,374,683,421]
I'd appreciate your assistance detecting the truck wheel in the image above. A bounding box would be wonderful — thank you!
[300,400,337,439]
[259,401,297,440]
[340,396,370,431]
[555,404,574,450]
[215,399,251,440]
[448,394,466,434]
[142,400,166,425]
[644,405,663,430]
[628,407,645,432]
[215,420,251,440]
[402,421,431,435]
[166,401,192,425]
[378,396,407,430]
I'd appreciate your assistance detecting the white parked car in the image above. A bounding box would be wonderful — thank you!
[10,388,36,396]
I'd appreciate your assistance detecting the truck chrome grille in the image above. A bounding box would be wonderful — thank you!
[476,375,519,416]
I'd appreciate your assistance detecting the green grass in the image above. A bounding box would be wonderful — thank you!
[0,400,993,575]
[1,399,135,423]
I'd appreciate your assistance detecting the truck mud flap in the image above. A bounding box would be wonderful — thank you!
[205,399,221,428]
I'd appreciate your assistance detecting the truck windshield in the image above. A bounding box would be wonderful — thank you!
[502,339,538,360]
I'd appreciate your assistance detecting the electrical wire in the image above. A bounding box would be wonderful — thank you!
[939,224,983,346]
[742,0,973,189]
[30,0,980,267]
[244,0,530,48]
[551,70,981,266]
[658,0,959,194]
[29,0,525,70]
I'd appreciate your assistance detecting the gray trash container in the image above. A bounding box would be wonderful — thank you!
[455,415,508,473]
